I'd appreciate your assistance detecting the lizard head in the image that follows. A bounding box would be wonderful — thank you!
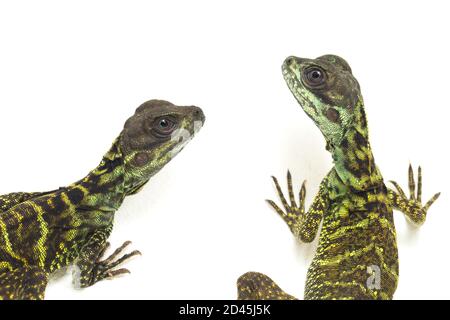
[282,54,363,149]
[119,99,205,188]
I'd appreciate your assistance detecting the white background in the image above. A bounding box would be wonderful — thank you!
[0,0,449,300]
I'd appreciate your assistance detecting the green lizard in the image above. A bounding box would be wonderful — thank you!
[237,55,440,300]
[0,99,205,299]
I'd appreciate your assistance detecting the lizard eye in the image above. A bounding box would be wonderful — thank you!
[159,119,170,128]
[152,117,177,136]
[304,67,326,88]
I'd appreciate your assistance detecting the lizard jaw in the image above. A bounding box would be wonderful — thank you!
[282,64,319,121]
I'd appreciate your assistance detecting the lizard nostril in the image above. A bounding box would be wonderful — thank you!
[285,57,294,66]
[192,107,205,123]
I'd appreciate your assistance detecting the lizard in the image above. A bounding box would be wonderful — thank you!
[0,99,205,299]
[237,55,440,300]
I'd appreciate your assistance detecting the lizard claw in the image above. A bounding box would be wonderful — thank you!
[106,268,131,280]
[92,241,142,284]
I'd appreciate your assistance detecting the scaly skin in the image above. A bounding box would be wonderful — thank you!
[237,55,440,300]
[0,99,205,299]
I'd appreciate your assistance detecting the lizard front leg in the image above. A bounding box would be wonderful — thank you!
[237,172,330,300]
[388,164,440,226]
[73,226,141,288]
[267,171,329,242]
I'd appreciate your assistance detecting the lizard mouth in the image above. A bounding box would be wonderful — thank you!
[282,64,298,98]
[168,114,204,158]
[282,65,319,119]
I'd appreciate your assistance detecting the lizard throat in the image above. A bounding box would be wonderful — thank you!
[331,124,383,191]
[70,138,128,211]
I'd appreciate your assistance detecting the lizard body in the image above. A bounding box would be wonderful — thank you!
[237,55,440,300]
[0,99,204,299]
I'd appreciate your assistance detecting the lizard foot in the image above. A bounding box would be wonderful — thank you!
[266,170,306,234]
[74,240,142,287]
[93,241,141,282]
[237,272,297,300]
[389,164,440,225]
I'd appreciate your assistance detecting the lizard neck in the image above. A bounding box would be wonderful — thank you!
[329,104,383,191]
[70,137,129,211]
